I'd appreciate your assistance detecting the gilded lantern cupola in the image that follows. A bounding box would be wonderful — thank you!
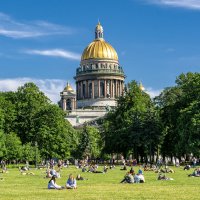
[95,22,103,39]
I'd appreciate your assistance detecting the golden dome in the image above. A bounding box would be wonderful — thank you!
[81,22,118,61]
[81,39,118,61]
[64,82,74,92]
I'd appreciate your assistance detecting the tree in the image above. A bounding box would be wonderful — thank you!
[78,125,102,159]
[34,104,78,159]
[155,72,200,159]
[22,143,37,162]
[5,132,22,161]
[15,82,50,144]
[0,92,17,134]
[0,82,79,161]
[102,81,163,161]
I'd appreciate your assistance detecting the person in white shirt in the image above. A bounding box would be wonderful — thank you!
[48,175,63,189]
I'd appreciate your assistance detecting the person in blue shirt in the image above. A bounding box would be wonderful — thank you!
[66,174,77,189]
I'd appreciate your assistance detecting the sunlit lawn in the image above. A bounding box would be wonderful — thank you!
[0,165,199,200]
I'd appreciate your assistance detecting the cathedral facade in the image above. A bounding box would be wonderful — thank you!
[60,22,125,126]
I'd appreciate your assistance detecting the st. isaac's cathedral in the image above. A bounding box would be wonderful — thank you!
[60,22,125,126]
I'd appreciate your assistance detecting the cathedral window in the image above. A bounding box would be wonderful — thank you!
[82,84,86,98]
[66,99,71,110]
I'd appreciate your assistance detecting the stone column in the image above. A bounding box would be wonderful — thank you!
[110,79,113,98]
[63,99,66,111]
[113,80,115,97]
[80,81,83,99]
[119,81,122,96]
[92,80,94,99]
[116,80,118,97]
[74,98,76,109]
[104,79,107,98]
[87,81,90,99]
[119,80,121,96]
[98,80,100,98]
[122,81,123,94]
[76,82,78,100]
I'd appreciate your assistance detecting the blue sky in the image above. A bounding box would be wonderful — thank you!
[0,0,200,102]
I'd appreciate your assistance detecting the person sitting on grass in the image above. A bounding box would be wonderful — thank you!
[66,174,77,189]
[184,164,191,170]
[120,164,127,171]
[188,168,200,177]
[138,173,145,183]
[82,165,87,172]
[120,172,134,183]
[134,173,144,183]
[103,165,108,173]
[48,175,63,189]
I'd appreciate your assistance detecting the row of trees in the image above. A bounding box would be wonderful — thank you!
[0,72,199,163]
[102,72,200,162]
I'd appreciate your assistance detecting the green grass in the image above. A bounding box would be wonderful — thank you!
[0,166,199,200]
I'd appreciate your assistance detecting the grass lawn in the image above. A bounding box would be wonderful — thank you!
[0,165,199,200]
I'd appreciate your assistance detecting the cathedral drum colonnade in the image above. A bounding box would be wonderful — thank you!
[75,22,125,109]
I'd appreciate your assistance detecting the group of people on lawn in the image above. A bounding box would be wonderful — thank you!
[48,174,77,189]
[120,166,145,183]
[44,159,199,189]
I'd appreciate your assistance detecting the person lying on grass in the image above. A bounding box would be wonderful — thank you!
[48,175,63,189]
[76,174,88,180]
[157,174,174,180]
[66,174,77,189]
[88,165,104,173]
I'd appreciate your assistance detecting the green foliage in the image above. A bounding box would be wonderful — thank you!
[156,72,200,157]
[78,125,102,159]
[0,92,17,134]
[0,82,78,161]
[15,82,50,143]
[0,73,199,161]
[103,81,163,161]
[5,132,22,161]
[0,130,6,158]
[22,143,36,162]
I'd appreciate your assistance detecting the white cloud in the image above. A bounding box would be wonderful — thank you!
[146,87,162,98]
[0,78,75,103]
[147,0,200,10]
[0,12,74,39]
[25,49,81,60]
[0,78,162,103]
